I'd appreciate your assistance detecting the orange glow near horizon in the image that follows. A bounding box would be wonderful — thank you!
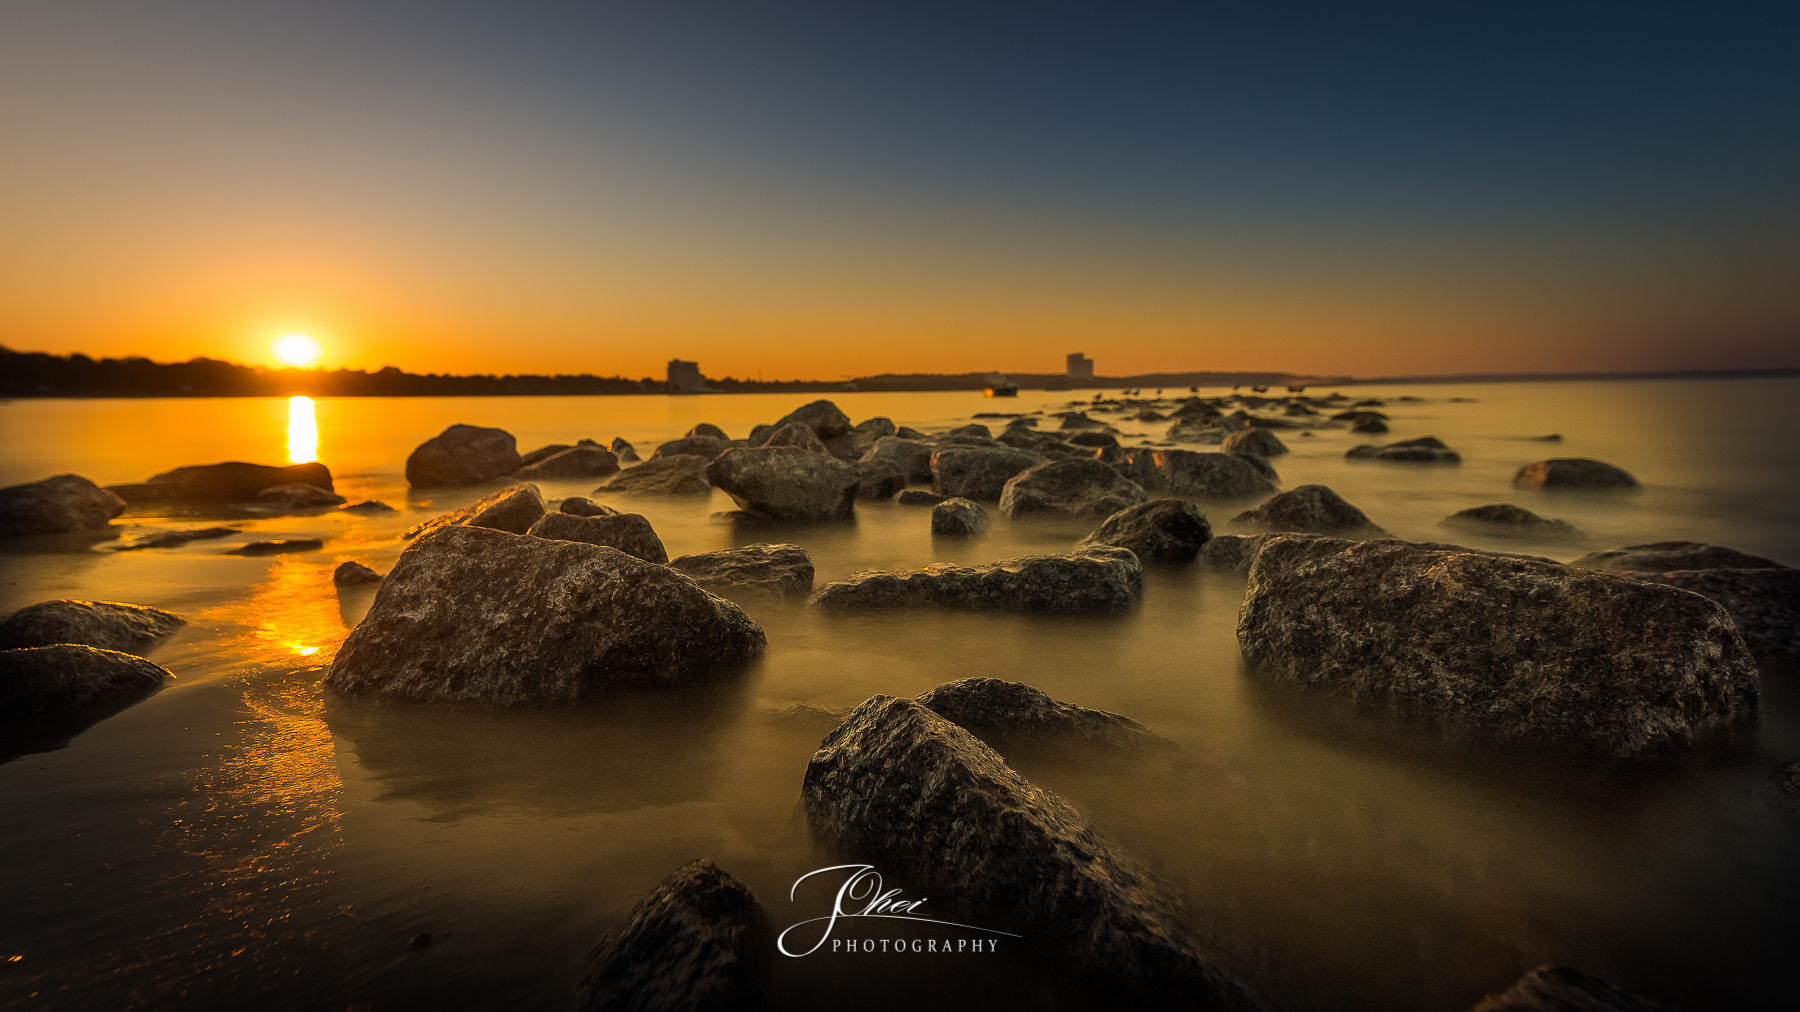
[272,333,324,368]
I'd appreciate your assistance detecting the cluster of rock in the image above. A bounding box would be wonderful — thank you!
[811,546,1144,614]
[1569,542,1797,664]
[0,599,184,716]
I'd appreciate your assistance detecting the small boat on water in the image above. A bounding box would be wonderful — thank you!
[983,372,1018,397]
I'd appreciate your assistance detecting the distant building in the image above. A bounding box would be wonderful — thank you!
[666,359,708,394]
[1066,353,1094,380]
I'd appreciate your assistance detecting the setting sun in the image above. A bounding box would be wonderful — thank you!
[271,333,323,368]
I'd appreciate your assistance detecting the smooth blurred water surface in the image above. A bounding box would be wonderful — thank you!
[1,379,1796,1011]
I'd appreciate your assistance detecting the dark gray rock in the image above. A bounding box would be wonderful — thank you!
[110,461,336,504]
[705,446,859,522]
[576,859,770,1012]
[1346,436,1461,463]
[812,547,1142,614]
[1441,504,1584,539]
[1632,568,1799,665]
[1350,416,1389,434]
[1220,429,1288,457]
[518,444,574,468]
[1231,484,1387,537]
[251,483,348,511]
[669,544,815,599]
[929,446,1047,502]
[333,561,383,587]
[338,501,396,514]
[1118,449,1275,500]
[405,483,546,539]
[1065,431,1120,450]
[1197,533,1269,574]
[897,490,950,506]
[559,496,619,517]
[1165,418,1228,444]
[406,425,521,487]
[1056,412,1107,430]
[653,435,729,461]
[852,459,906,500]
[894,426,928,440]
[117,526,238,550]
[1571,541,1787,572]
[0,644,171,716]
[0,600,185,654]
[930,497,988,536]
[514,445,622,480]
[327,525,766,704]
[1227,452,1278,482]
[0,474,126,537]
[853,417,897,438]
[770,400,851,440]
[999,459,1147,520]
[859,436,935,484]
[1469,964,1675,1012]
[687,423,730,440]
[916,678,1171,751]
[760,421,830,454]
[528,511,668,564]
[801,696,1259,1005]
[1513,458,1639,489]
[1238,536,1760,756]
[610,437,640,462]
[598,456,713,496]
[226,539,325,556]
[1078,499,1211,563]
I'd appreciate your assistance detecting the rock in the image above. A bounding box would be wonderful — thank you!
[599,456,713,496]
[513,445,622,480]
[227,539,325,555]
[1469,964,1675,1012]
[0,644,172,716]
[1513,458,1639,489]
[1330,410,1387,423]
[1238,536,1760,756]
[406,425,521,487]
[812,547,1142,614]
[653,435,729,461]
[705,446,859,522]
[853,417,897,438]
[1350,416,1389,434]
[668,544,815,599]
[770,400,851,441]
[687,423,730,440]
[1228,452,1278,482]
[528,511,669,564]
[1220,429,1289,457]
[109,461,336,504]
[999,459,1147,521]
[946,423,993,440]
[1066,431,1120,450]
[929,446,1047,502]
[1441,504,1584,539]
[1118,449,1276,500]
[518,444,574,468]
[558,496,618,517]
[895,426,928,440]
[252,483,349,511]
[575,859,770,1012]
[931,498,988,536]
[405,483,546,539]
[0,600,185,654]
[327,525,766,703]
[610,437,641,462]
[338,501,396,514]
[801,697,1258,1004]
[1166,418,1228,444]
[1056,412,1108,430]
[1571,541,1787,572]
[760,421,830,454]
[0,474,127,537]
[1345,436,1461,463]
[1197,533,1269,574]
[897,490,950,506]
[1231,484,1387,537]
[1632,568,1799,665]
[1078,499,1211,563]
[333,561,383,587]
[859,436,935,484]
[116,526,238,550]
[852,459,906,500]
[916,678,1171,751]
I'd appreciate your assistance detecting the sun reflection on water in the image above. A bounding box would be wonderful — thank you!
[287,395,317,464]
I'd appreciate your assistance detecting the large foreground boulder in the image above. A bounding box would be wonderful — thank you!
[801,697,1259,1006]
[1513,458,1638,489]
[1078,499,1212,563]
[1469,964,1675,1012]
[811,547,1142,614]
[668,544,815,599]
[576,860,770,1012]
[1231,484,1387,537]
[109,461,334,504]
[1633,568,1800,665]
[1118,449,1275,500]
[406,425,521,487]
[998,458,1147,520]
[328,525,766,704]
[917,678,1170,751]
[597,456,713,496]
[930,446,1046,501]
[1571,541,1787,573]
[0,600,185,654]
[404,483,545,539]
[1237,536,1759,756]
[0,474,126,537]
[512,444,621,481]
[705,446,859,522]
[1,644,171,716]
[528,511,668,564]
[1441,504,1584,540]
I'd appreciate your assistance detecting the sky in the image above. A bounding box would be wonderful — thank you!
[2,1,1796,380]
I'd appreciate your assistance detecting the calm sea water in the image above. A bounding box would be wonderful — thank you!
[2,379,1797,1011]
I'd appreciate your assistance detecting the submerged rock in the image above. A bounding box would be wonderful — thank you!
[770,400,852,441]
[327,525,766,704]
[116,526,238,550]
[576,859,771,1012]
[1513,458,1639,489]
[705,446,860,522]
[931,497,988,536]
[558,496,618,517]
[513,445,621,480]
[653,435,730,461]
[930,446,1047,502]
[1197,533,1269,574]
[0,600,185,654]
[851,459,906,500]
[1078,499,1211,563]
[859,436,935,484]
[896,490,951,507]
[1117,449,1275,500]
[338,501,396,515]
[528,510,669,564]
[0,474,126,537]
[0,644,171,716]
[1346,436,1461,463]
[610,437,641,463]
[1571,541,1787,573]
[998,458,1147,520]
[1237,536,1759,756]
[668,544,815,599]
[406,425,521,487]
[801,697,1259,1005]
[1350,416,1389,434]
[227,539,325,556]
[1441,504,1584,539]
[1633,568,1800,665]
[598,455,713,496]
[916,678,1170,751]
[252,483,348,511]
[811,547,1142,614]
[1220,428,1288,457]
[1469,964,1675,1012]
[333,561,383,587]
[405,483,546,539]
[1231,484,1387,537]
[110,461,336,504]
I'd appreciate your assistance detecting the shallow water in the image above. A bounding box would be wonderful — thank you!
[2,379,1797,1011]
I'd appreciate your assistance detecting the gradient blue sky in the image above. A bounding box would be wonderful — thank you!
[2,1,1795,378]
